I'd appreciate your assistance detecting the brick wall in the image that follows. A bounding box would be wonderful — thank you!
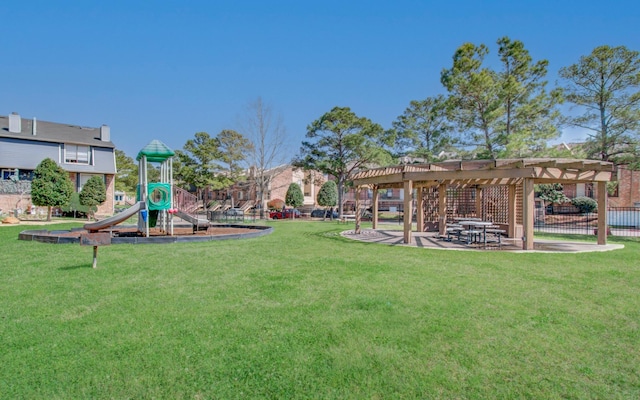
[609,165,640,207]
[269,168,294,203]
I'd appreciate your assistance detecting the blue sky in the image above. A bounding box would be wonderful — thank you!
[3,0,639,159]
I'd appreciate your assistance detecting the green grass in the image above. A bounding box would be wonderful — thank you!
[1,221,639,399]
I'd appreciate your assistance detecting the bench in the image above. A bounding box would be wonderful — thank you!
[445,225,463,241]
[340,215,356,223]
[484,228,506,244]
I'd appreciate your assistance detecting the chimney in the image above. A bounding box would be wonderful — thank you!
[8,112,21,133]
[100,124,110,142]
[32,117,37,136]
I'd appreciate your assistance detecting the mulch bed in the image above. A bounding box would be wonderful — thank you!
[52,226,260,238]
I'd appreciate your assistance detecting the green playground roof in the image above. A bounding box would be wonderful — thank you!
[136,140,175,162]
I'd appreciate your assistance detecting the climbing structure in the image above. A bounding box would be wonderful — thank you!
[136,140,176,237]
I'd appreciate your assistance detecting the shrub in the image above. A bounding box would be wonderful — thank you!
[285,183,304,209]
[60,193,89,218]
[317,180,338,208]
[31,158,75,220]
[536,183,569,204]
[267,198,285,210]
[79,176,107,219]
[571,196,597,213]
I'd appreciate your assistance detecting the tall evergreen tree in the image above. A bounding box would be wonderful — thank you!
[115,150,138,194]
[560,45,640,165]
[389,95,453,161]
[293,106,390,216]
[216,129,253,207]
[441,37,562,158]
[30,158,74,221]
[174,132,221,208]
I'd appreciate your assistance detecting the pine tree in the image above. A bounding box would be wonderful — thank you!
[560,45,640,165]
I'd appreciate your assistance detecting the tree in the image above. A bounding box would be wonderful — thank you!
[115,150,138,195]
[216,129,253,207]
[79,176,107,220]
[294,106,390,216]
[239,97,288,218]
[61,193,90,219]
[388,95,454,161]
[30,158,74,221]
[285,183,304,218]
[174,132,221,209]
[441,37,562,158]
[535,183,569,206]
[317,180,338,220]
[559,45,640,165]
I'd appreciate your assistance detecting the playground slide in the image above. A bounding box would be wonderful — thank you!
[84,201,146,232]
[175,210,210,231]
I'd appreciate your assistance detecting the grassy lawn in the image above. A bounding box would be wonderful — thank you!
[1,221,639,399]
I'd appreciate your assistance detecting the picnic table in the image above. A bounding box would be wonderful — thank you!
[446,220,506,247]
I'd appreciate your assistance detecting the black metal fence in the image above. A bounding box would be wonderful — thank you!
[207,210,259,223]
[534,206,640,237]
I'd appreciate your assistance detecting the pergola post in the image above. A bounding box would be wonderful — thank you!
[597,181,608,245]
[355,186,361,234]
[508,184,517,238]
[416,187,424,232]
[438,183,447,237]
[522,178,535,250]
[403,180,413,243]
[372,186,379,230]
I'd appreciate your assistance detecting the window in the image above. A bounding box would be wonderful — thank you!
[387,189,393,198]
[19,170,33,181]
[65,144,91,164]
[2,169,18,181]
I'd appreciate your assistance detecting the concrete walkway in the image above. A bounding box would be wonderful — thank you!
[341,229,624,253]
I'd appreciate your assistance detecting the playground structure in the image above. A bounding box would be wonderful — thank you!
[19,139,273,247]
[84,140,208,236]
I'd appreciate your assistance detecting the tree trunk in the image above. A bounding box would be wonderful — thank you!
[337,178,344,217]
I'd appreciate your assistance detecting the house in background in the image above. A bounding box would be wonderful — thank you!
[0,112,116,217]
[206,164,327,213]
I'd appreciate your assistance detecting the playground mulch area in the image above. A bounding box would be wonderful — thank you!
[52,225,260,238]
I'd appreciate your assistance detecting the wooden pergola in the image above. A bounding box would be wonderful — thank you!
[351,158,614,250]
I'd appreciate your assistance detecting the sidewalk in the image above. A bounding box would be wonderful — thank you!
[341,228,624,253]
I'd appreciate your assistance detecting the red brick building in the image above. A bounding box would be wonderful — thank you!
[206,165,328,213]
[609,165,640,207]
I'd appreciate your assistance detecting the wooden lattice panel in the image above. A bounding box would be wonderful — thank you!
[482,186,509,224]
[447,187,477,218]
[421,187,439,231]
